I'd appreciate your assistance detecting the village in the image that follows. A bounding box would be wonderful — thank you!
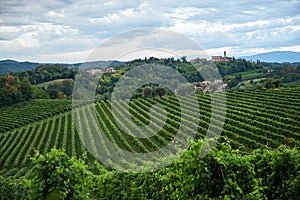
[190,51,231,93]
[86,51,232,93]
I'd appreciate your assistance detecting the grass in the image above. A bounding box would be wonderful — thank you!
[229,69,267,80]
[37,79,73,88]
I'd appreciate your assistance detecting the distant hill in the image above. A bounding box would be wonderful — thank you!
[0,60,125,74]
[79,60,124,70]
[0,59,40,74]
[240,51,300,63]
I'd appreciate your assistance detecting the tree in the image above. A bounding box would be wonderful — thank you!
[181,56,187,63]
[155,86,166,98]
[20,77,33,100]
[143,86,153,98]
[296,66,300,73]
[255,84,263,90]
[264,78,281,89]
[32,87,50,99]
[61,80,74,96]
[0,75,22,107]
[0,88,12,107]
[237,74,243,82]
[264,78,274,89]
[57,91,65,99]
[46,80,74,99]
[47,88,59,99]
[273,79,281,88]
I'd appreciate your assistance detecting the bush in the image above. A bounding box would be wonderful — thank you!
[0,176,29,200]
[1,141,300,199]
[28,148,92,200]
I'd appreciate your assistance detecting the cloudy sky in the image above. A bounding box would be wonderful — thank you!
[0,0,299,62]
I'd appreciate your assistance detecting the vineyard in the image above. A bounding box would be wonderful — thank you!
[0,99,72,133]
[0,87,300,178]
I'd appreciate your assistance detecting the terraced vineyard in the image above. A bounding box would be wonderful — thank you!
[0,99,72,133]
[0,87,300,177]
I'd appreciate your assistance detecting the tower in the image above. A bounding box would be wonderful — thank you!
[224,51,226,58]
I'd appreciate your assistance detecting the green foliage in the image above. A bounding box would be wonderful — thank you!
[46,80,74,99]
[0,75,22,107]
[254,146,300,199]
[143,86,153,98]
[0,143,300,199]
[32,86,50,99]
[89,140,299,199]
[13,64,76,85]
[0,176,29,200]
[95,58,203,100]
[28,148,91,199]
[264,78,281,89]
[0,87,300,199]
[20,77,33,100]
[0,99,71,133]
[0,64,76,102]
[155,86,166,98]
[216,59,259,76]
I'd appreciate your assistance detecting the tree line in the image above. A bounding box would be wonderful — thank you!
[0,64,76,107]
[1,59,300,106]
[0,75,33,107]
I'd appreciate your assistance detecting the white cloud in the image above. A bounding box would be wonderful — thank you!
[90,13,121,24]
[165,7,215,20]
[46,10,65,18]
[38,50,93,63]
[169,19,273,34]
[0,0,299,62]
[90,2,153,25]
[278,45,300,52]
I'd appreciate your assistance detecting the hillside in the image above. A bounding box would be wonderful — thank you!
[0,59,125,74]
[1,87,300,175]
[0,87,299,198]
[1,58,300,199]
[240,51,300,63]
[0,59,40,74]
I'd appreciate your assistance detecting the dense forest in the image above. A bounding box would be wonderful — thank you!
[0,65,76,107]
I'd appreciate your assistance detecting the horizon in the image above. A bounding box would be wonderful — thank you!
[1,1,299,63]
[1,50,300,64]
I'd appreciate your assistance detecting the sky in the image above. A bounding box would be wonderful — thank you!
[0,0,299,63]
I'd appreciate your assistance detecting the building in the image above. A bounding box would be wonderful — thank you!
[191,80,227,93]
[214,79,223,84]
[86,67,117,75]
[105,67,117,73]
[211,51,232,62]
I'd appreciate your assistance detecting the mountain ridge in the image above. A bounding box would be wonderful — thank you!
[0,60,124,74]
[239,51,300,63]
[1,51,300,74]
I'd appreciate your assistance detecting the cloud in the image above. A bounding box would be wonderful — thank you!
[46,10,65,18]
[0,0,299,62]
[165,7,216,20]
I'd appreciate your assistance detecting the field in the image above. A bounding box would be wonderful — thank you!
[226,69,266,80]
[37,78,74,88]
[0,87,300,178]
